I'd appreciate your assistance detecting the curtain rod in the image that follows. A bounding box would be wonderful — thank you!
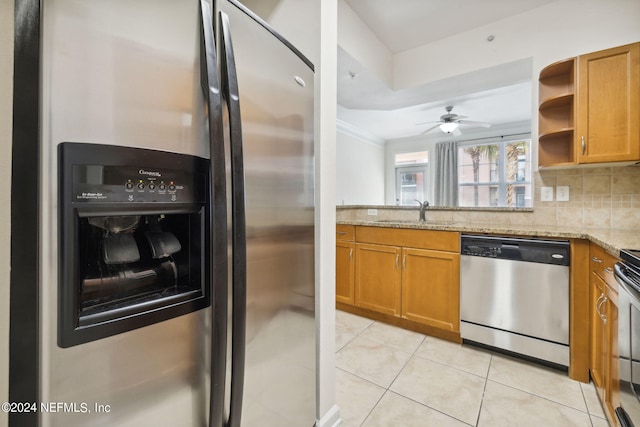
[452,132,531,144]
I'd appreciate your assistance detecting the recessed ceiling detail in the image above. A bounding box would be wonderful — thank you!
[344,0,556,54]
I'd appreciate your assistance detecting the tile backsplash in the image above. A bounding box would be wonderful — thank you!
[535,165,640,229]
[337,164,640,230]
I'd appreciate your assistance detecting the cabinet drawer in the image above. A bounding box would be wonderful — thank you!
[590,244,606,277]
[603,252,620,291]
[336,224,355,241]
[591,243,620,291]
[356,226,459,252]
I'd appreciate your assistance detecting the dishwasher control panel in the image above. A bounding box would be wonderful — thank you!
[461,235,570,266]
[462,243,502,258]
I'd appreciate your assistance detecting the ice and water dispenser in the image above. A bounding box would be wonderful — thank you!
[58,142,211,347]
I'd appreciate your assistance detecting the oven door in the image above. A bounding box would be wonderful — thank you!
[616,262,640,427]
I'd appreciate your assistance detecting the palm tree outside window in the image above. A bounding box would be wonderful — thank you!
[457,138,531,208]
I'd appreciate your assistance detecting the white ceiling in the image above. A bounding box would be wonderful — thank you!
[343,0,556,54]
[338,0,556,141]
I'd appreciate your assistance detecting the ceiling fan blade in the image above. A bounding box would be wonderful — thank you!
[416,121,440,126]
[458,120,491,128]
[418,124,441,135]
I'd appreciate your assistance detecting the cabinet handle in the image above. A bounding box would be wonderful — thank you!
[581,136,586,155]
[337,231,347,235]
[402,255,406,269]
[604,267,613,274]
[395,255,399,269]
[596,293,608,323]
[600,296,608,324]
[595,293,604,314]
[592,257,602,263]
[349,248,353,261]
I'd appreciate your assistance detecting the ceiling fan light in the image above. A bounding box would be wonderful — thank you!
[439,122,458,133]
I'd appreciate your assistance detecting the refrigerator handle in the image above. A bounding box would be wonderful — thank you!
[199,2,228,427]
[219,10,247,427]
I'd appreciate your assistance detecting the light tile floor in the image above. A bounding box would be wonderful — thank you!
[335,310,610,427]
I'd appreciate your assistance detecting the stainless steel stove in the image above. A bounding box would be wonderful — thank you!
[615,249,640,427]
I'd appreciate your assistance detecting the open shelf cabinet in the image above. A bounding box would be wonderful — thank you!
[538,58,576,167]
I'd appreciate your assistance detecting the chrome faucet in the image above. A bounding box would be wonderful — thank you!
[415,199,430,221]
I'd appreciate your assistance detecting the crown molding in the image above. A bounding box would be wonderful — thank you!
[336,119,386,147]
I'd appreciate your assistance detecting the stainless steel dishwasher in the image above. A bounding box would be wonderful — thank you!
[460,235,570,367]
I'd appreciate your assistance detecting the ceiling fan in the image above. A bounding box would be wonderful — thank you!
[417,105,491,136]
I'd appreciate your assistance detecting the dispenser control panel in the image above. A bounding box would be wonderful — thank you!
[70,160,206,204]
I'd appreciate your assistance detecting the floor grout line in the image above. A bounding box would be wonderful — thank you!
[336,311,595,426]
[473,353,494,427]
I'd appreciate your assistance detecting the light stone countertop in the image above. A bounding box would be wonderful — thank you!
[337,219,640,258]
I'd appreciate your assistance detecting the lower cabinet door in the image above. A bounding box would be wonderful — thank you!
[355,243,402,316]
[591,273,606,398]
[401,247,460,332]
[336,240,355,305]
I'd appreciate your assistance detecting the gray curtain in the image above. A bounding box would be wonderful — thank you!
[434,141,458,206]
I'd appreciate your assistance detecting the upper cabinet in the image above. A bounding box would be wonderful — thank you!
[577,43,640,164]
[538,42,640,167]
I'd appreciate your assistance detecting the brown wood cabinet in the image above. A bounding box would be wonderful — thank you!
[538,42,640,167]
[401,247,460,332]
[577,42,640,164]
[590,243,620,426]
[355,243,401,316]
[336,225,355,305]
[338,225,460,339]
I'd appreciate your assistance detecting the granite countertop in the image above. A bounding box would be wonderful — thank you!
[337,219,640,257]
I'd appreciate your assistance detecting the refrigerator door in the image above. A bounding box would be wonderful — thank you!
[35,1,214,426]
[216,2,316,426]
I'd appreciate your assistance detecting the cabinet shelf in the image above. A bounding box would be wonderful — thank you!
[539,128,574,141]
[539,93,574,110]
[539,58,575,79]
[538,132,575,167]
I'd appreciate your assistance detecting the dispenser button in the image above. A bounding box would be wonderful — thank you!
[137,181,145,190]
[158,182,166,191]
[125,180,134,190]
[148,183,156,190]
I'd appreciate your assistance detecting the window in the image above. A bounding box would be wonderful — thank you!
[457,139,531,208]
[395,151,428,206]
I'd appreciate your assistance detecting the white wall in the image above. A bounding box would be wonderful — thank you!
[336,0,393,87]
[336,125,385,205]
[316,1,340,426]
[391,0,640,157]
[393,0,640,91]
[0,0,12,425]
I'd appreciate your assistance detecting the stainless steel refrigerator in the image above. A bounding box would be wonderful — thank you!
[9,0,316,426]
